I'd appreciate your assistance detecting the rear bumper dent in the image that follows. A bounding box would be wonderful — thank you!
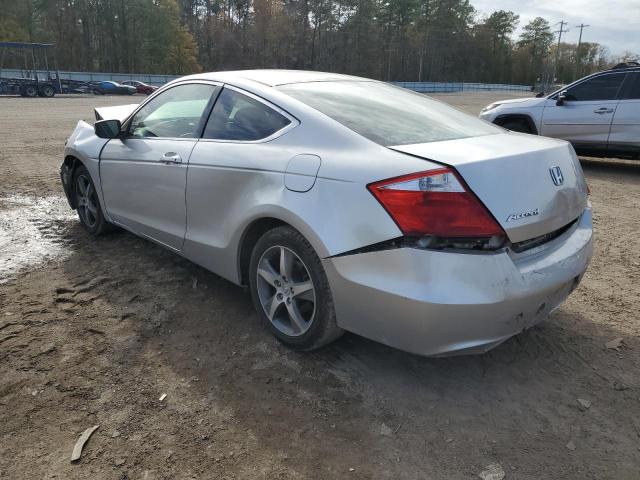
[324,208,593,356]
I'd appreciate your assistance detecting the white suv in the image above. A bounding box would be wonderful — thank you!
[479,63,640,158]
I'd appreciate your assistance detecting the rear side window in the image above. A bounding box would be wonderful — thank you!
[565,73,626,101]
[278,81,501,146]
[203,88,291,141]
[620,72,640,99]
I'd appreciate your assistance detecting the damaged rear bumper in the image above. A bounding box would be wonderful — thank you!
[323,208,593,356]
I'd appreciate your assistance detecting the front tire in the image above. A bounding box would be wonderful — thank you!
[23,85,38,98]
[500,118,533,134]
[73,165,110,236]
[249,226,343,351]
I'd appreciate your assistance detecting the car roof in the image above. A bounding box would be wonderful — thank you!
[182,69,372,87]
[608,61,640,71]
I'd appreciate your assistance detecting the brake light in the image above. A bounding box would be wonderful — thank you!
[367,168,504,238]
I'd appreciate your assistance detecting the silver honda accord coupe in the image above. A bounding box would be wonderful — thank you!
[60,70,593,356]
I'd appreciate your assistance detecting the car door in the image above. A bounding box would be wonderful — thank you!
[540,72,627,151]
[182,86,298,281]
[100,81,220,250]
[609,72,640,156]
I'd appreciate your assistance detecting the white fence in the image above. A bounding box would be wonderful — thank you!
[392,81,532,93]
[0,68,532,92]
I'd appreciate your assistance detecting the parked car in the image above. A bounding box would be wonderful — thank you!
[91,81,137,95]
[480,62,640,158]
[122,80,158,95]
[60,70,592,356]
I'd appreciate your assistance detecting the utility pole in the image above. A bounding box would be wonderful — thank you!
[574,23,590,79]
[385,49,395,81]
[553,20,569,84]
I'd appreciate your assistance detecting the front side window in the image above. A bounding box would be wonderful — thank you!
[128,83,218,138]
[203,88,291,141]
[565,74,626,101]
[278,81,501,146]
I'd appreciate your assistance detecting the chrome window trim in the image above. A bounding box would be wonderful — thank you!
[548,71,628,101]
[198,84,299,145]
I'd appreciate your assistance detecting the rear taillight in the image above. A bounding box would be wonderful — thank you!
[367,168,504,238]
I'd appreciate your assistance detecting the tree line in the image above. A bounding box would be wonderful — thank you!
[0,0,637,85]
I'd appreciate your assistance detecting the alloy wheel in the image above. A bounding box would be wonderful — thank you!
[75,174,99,228]
[256,246,316,337]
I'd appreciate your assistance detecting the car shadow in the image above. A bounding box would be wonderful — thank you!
[47,221,639,478]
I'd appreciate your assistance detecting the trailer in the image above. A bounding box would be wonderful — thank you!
[0,42,63,97]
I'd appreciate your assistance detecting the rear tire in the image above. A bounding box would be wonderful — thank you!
[73,165,111,236]
[249,226,343,351]
[39,85,55,97]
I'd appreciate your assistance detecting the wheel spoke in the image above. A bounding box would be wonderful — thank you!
[265,295,281,320]
[279,247,294,279]
[257,262,279,287]
[86,201,98,215]
[286,301,307,333]
[296,289,315,302]
[291,281,313,299]
[77,177,88,196]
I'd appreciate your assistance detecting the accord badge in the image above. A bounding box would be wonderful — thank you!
[506,208,539,222]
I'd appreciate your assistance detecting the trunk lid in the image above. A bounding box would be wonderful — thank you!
[391,132,588,243]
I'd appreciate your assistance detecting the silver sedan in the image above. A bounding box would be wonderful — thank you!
[60,70,593,356]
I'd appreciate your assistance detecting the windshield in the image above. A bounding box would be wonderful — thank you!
[278,81,501,146]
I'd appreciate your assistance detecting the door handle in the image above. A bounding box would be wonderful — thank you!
[160,152,182,164]
[593,108,614,114]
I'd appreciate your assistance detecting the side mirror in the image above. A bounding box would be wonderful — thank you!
[556,91,567,106]
[95,119,122,139]
[535,91,545,98]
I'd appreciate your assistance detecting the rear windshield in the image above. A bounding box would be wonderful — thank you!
[278,81,501,146]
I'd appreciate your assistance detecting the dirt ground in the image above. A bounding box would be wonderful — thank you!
[0,92,639,479]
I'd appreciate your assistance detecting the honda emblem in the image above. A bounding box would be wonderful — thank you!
[549,166,564,186]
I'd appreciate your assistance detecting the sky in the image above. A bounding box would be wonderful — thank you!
[471,0,640,57]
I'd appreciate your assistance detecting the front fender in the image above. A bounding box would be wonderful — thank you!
[61,120,112,220]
